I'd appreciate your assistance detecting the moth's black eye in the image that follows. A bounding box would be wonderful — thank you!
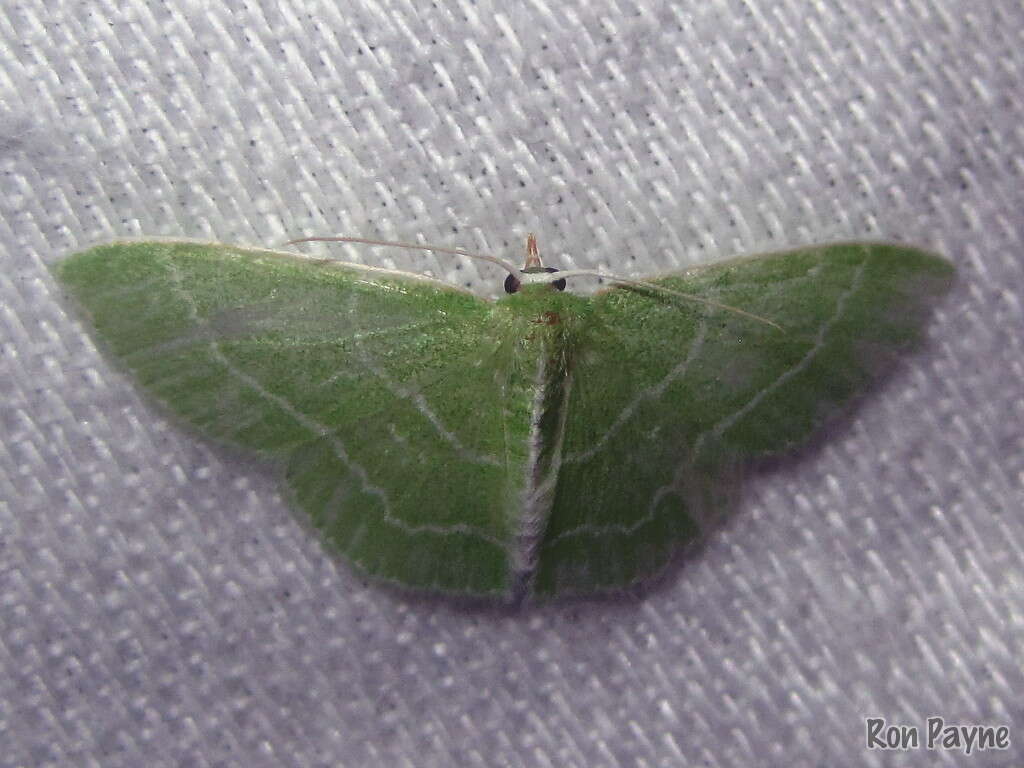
[504,274,521,294]
[544,266,567,291]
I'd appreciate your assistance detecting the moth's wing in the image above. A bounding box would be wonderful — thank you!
[53,241,537,596]
[535,243,954,595]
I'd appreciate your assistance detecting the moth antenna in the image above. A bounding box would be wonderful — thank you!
[285,236,520,276]
[286,236,780,329]
[552,269,784,331]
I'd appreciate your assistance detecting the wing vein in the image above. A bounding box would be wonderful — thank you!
[564,319,709,464]
[691,255,869,459]
[348,292,502,467]
[159,255,504,546]
[542,253,869,548]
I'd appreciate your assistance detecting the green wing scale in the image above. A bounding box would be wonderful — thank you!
[536,243,953,594]
[53,240,953,599]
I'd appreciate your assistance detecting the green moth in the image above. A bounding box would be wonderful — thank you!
[52,236,953,600]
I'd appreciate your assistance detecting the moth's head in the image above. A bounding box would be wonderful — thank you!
[503,233,567,294]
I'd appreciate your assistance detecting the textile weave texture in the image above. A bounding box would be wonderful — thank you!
[2,1,1022,766]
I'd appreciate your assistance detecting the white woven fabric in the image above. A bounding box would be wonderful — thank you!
[2,1,1022,766]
